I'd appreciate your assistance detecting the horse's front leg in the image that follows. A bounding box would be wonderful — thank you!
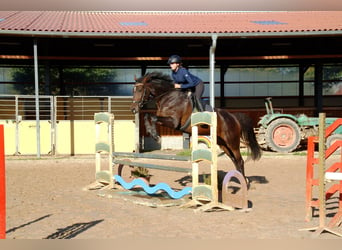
[156,116,179,129]
[144,113,179,143]
[144,113,161,143]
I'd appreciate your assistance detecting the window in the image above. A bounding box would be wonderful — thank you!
[224,66,299,97]
[0,66,142,96]
[0,66,33,95]
[323,64,342,95]
[304,64,342,96]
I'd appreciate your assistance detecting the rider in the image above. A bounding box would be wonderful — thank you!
[167,55,205,103]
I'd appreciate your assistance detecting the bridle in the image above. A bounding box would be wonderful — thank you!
[132,79,177,110]
[132,82,149,108]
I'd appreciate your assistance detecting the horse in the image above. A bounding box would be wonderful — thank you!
[130,71,262,180]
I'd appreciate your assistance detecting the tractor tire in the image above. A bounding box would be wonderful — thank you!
[265,118,301,153]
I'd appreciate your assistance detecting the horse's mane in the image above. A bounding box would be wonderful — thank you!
[137,71,174,90]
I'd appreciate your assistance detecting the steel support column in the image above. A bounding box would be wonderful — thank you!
[34,38,41,158]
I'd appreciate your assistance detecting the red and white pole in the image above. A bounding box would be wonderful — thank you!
[0,125,5,239]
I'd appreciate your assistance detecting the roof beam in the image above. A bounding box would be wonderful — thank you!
[1,54,342,61]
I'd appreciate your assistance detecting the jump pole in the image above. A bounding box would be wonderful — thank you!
[0,125,5,239]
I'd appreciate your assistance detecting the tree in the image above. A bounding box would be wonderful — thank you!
[10,66,118,96]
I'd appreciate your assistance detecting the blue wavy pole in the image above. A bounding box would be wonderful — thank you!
[114,175,192,199]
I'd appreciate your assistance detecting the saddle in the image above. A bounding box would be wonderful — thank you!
[178,93,212,132]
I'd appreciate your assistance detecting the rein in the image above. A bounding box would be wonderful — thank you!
[133,82,174,106]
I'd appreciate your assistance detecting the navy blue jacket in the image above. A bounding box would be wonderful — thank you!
[171,67,202,89]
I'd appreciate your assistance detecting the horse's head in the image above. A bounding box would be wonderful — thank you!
[130,72,174,114]
[130,75,152,114]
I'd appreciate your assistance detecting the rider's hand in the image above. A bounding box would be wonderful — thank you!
[174,83,181,88]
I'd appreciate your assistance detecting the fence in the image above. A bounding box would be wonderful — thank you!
[0,95,134,121]
[0,95,135,155]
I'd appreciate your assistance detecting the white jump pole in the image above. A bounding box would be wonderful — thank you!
[325,172,342,181]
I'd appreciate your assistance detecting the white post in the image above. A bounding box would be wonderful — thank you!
[209,35,217,108]
[34,39,41,158]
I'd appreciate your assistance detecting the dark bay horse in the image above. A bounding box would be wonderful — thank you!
[130,72,262,179]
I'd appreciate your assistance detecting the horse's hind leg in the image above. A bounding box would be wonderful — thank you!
[230,149,245,177]
[233,150,245,178]
[144,113,160,143]
[220,145,246,180]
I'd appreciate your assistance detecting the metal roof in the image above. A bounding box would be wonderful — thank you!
[0,11,342,38]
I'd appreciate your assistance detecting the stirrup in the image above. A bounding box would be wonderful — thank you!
[204,104,213,112]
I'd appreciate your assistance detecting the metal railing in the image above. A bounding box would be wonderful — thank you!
[0,95,134,121]
[0,95,135,156]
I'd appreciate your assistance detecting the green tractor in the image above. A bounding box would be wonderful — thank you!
[255,97,342,153]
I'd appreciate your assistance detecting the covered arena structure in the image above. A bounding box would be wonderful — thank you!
[0,11,341,155]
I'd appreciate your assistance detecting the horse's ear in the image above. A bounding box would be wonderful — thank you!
[143,75,151,83]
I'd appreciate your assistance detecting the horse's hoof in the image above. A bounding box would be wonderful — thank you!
[245,177,251,189]
[152,135,161,143]
[156,136,161,144]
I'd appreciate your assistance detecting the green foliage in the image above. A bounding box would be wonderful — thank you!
[63,67,116,83]
[9,66,118,95]
[176,149,191,156]
[11,67,38,95]
[292,151,307,156]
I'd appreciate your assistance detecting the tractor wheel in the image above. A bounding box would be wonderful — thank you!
[265,118,301,153]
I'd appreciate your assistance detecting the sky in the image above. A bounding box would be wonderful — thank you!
[1,0,342,11]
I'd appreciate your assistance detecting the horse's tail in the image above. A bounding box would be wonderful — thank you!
[234,112,262,161]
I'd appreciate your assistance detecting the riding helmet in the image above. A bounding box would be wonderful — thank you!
[167,55,182,64]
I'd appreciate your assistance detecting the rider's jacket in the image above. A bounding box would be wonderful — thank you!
[171,67,202,89]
